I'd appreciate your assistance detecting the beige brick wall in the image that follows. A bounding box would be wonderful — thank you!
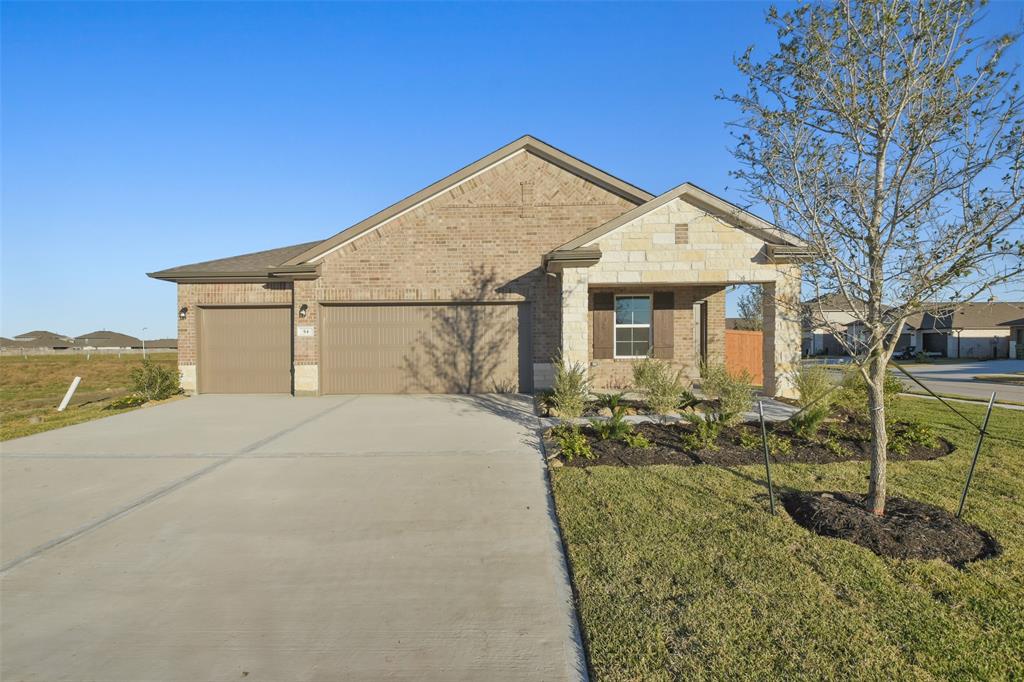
[176,282,294,391]
[587,286,726,390]
[177,282,293,366]
[293,151,635,368]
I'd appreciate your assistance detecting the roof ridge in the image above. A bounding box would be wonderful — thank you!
[280,135,654,266]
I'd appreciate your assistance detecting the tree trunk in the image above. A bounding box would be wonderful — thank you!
[865,359,889,516]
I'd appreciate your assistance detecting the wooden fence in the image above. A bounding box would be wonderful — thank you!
[725,329,763,386]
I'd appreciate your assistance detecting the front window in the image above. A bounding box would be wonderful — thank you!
[615,295,652,358]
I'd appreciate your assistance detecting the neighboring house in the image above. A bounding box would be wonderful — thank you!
[911,303,1024,359]
[1004,318,1024,359]
[11,330,74,350]
[808,300,1024,359]
[149,135,808,397]
[145,338,178,350]
[73,330,143,350]
[802,293,865,356]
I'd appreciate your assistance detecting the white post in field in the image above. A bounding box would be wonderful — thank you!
[57,376,82,412]
[142,327,148,359]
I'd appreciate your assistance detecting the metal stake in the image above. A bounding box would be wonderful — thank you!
[758,400,776,516]
[957,391,996,519]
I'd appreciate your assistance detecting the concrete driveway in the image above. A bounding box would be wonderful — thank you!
[1,395,584,681]
[894,359,1024,403]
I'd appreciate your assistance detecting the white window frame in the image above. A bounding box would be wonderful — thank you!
[613,294,653,359]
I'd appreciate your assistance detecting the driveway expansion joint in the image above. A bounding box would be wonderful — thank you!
[1,396,360,574]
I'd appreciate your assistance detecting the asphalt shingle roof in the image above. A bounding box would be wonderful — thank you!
[148,241,321,278]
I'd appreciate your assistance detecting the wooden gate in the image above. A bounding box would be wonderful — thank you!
[725,329,763,386]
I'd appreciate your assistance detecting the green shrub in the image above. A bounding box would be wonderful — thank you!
[130,358,180,401]
[737,428,761,449]
[890,420,939,456]
[700,363,755,426]
[790,364,836,439]
[680,412,721,451]
[632,358,688,416]
[595,391,626,410]
[589,406,633,441]
[821,434,846,457]
[552,423,594,461]
[105,393,148,410]
[835,366,903,421]
[767,432,793,457]
[622,430,651,449]
[550,354,590,419]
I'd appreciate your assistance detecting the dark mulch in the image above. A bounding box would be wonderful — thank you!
[780,491,1001,566]
[559,420,954,468]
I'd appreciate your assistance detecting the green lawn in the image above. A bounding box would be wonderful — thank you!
[551,398,1024,680]
[0,353,180,441]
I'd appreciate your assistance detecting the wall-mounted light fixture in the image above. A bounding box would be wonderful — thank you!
[178,306,188,320]
[298,304,308,318]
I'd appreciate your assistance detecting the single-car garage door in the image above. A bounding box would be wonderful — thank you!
[198,306,292,394]
[320,303,531,394]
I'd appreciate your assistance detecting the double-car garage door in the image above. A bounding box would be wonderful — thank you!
[197,303,529,394]
[320,303,530,394]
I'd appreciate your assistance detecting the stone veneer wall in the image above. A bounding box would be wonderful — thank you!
[582,196,801,397]
[587,285,726,390]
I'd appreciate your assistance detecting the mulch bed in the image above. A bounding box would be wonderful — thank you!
[556,420,954,468]
[780,491,1001,566]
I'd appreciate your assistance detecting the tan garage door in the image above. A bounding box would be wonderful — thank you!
[320,303,530,394]
[198,306,291,394]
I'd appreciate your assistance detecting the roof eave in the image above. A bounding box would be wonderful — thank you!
[544,247,603,272]
[147,264,320,284]
[766,244,816,264]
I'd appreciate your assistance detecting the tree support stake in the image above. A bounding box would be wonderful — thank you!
[957,391,996,519]
[758,400,776,515]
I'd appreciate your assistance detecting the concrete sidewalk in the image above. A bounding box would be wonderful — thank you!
[1,394,585,681]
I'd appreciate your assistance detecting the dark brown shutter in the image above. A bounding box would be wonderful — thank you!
[592,292,614,359]
[652,292,675,359]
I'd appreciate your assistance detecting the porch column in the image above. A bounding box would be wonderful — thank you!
[763,270,801,398]
[560,266,590,369]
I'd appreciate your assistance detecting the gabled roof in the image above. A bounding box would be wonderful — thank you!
[804,293,867,313]
[74,331,143,347]
[148,241,321,282]
[918,302,1024,331]
[282,134,655,265]
[10,331,73,347]
[147,135,653,281]
[550,182,807,254]
[15,330,70,341]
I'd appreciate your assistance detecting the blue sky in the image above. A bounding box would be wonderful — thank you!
[2,1,1022,338]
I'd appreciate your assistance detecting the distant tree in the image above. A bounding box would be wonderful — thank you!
[735,286,764,330]
[723,0,1024,515]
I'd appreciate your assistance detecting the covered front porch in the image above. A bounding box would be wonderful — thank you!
[545,183,806,398]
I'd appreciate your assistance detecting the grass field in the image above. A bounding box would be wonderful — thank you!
[552,398,1024,680]
[0,353,179,441]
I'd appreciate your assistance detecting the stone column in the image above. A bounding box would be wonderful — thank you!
[560,267,590,369]
[762,268,801,398]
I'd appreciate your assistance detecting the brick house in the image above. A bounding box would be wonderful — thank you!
[149,136,807,397]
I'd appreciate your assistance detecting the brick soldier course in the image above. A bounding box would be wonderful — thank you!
[150,135,807,397]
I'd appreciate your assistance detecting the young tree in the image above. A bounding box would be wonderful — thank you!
[735,285,764,330]
[723,0,1024,514]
